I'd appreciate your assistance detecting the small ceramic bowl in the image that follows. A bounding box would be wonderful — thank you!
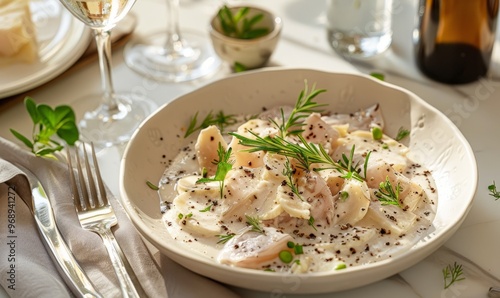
[209,5,283,70]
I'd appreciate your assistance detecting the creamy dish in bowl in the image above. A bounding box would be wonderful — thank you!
[120,68,476,293]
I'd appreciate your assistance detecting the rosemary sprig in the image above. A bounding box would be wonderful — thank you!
[282,158,302,200]
[230,132,370,182]
[184,110,237,138]
[230,132,333,170]
[488,181,500,200]
[272,82,327,137]
[443,262,465,289]
[246,215,265,234]
[196,143,233,198]
[375,176,402,207]
[217,233,236,244]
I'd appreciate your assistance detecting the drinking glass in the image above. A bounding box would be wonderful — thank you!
[58,0,157,148]
[327,0,393,59]
[123,0,221,82]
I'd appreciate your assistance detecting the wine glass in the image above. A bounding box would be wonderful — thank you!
[123,0,221,82]
[58,0,157,148]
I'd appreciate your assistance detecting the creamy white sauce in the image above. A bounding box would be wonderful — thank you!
[158,105,437,273]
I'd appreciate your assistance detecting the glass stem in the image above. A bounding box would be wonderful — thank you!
[94,28,118,112]
[165,0,184,52]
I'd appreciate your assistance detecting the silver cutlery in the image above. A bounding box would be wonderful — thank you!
[67,143,147,298]
[13,163,102,298]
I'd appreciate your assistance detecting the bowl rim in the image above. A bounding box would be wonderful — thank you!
[119,67,478,293]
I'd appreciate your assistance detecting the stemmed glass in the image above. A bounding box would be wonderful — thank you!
[58,0,156,148]
[123,0,221,82]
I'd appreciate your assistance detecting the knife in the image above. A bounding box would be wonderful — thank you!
[13,164,103,298]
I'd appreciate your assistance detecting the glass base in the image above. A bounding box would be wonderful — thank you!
[75,92,157,149]
[328,30,392,59]
[124,30,221,82]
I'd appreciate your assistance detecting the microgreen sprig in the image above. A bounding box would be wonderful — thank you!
[443,262,465,289]
[184,110,237,138]
[488,181,500,200]
[10,97,79,157]
[196,143,233,198]
[375,176,402,207]
[395,127,410,141]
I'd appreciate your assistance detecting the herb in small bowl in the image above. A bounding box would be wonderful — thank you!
[217,5,270,39]
[209,5,282,70]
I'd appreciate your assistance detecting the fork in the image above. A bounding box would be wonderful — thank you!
[67,142,147,298]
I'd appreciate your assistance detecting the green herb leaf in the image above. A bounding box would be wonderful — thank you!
[375,176,402,207]
[395,127,410,141]
[282,158,303,200]
[234,62,247,72]
[196,144,233,198]
[443,262,465,289]
[217,5,269,39]
[370,72,385,81]
[245,215,265,234]
[199,203,213,212]
[274,81,327,138]
[146,180,159,191]
[488,181,500,200]
[308,216,317,231]
[184,111,237,138]
[217,233,236,244]
[11,97,79,157]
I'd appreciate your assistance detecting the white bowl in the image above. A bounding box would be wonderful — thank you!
[119,68,477,294]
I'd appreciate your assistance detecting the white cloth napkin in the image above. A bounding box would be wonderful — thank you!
[0,137,241,298]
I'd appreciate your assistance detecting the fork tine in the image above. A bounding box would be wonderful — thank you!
[75,145,92,210]
[89,142,108,207]
[81,144,100,208]
[67,147,84,212]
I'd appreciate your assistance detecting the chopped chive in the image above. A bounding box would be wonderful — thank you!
[294,245,304,255]
[371,126,383,140]
[146,180,159,190]
[335,263,347,270]
[279,250,293,264]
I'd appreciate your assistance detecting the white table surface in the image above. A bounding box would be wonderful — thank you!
[2,0,500,297]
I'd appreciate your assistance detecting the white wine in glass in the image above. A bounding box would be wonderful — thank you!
[59,0,156,148]
[124,0,221,82]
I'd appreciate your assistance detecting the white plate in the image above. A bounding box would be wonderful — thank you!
[0,0,91,99]
[119,68,477,294]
